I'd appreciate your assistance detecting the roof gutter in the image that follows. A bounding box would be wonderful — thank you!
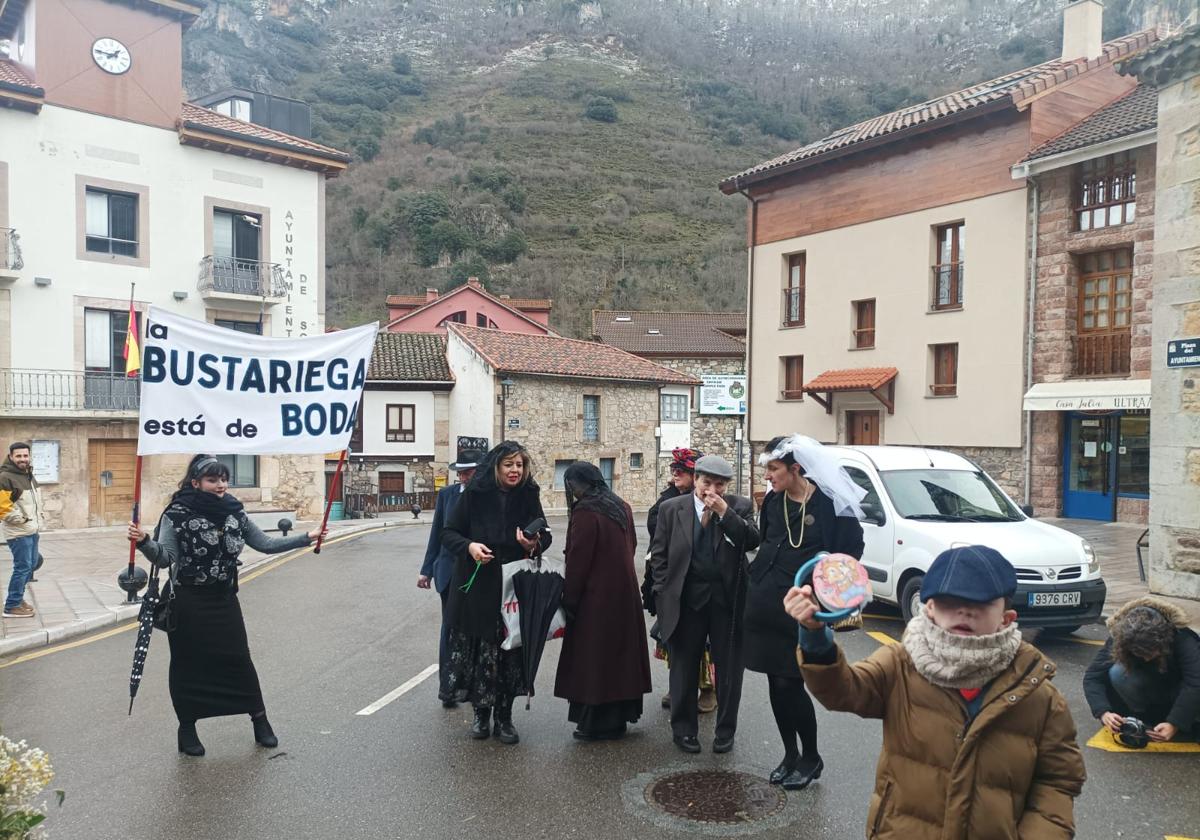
[738,186,759,492]
[1011,128,1156,179]
[1022,177,1039,510]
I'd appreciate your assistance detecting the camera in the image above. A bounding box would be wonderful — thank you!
[1115,717,1149,749]
[522,517,551,541]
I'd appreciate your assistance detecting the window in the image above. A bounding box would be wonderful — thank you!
[843,466,884,523]
[215,319,262,335]
[880,469,1020,520]
[780,355,804,400]
[216,454,258,488]
[379,472,406,494]
[599,458,615,487]
[782,254,805,327]
[214,97,252,122]
[440,311,467,327]
[930,343,958,396]
[853,299,876,349]
[553,459,577,490]
[213,210,261,262]
[86,188,138,256]
[630,452,644,470]
[386,404,415,442]
[84,308,140,374]
[1077,152,1136,231]
[932,223,964,310]
[476,312,489,327]
[582,395,600,442]
[1117,412,1149,496]
[660,393,689,423]
[1078,250,1132,332]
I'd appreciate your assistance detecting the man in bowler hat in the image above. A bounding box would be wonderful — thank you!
[650,454,760,754]
[419,447,483,707]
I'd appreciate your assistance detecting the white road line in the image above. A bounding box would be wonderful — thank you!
[356,663,440,716]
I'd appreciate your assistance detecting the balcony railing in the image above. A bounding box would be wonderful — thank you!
[781,287,805,327]
[0,228,23,273]
[0,369,140,412]
[198,255,287,299]
[1073,331,1131,377]
[931,262,964,310]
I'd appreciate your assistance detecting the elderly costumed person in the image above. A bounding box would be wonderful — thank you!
[745,434,865,789]
[554,462,651,741]
[441,441,551,745]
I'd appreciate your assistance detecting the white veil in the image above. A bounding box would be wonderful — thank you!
[758,434,866,520]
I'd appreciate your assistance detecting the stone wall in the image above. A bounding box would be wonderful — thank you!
[495,374,661,510]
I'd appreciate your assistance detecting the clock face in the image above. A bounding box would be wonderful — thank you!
[91,38,132,75]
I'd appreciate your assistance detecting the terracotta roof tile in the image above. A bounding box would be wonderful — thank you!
[804,367,898,392]
[721,30,1156,190]
[592,310,747,356]
[1023,84,1157,162]
[497,297,553,310]
[0,59,42,94]
[368,333,453,381]
[386,295,433,307]
[179,102,350,163]
[449,324,699,386]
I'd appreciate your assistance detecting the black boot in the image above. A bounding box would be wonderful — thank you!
[251,712,278,748]
[494,704,519,745]
[470,707,492,740]
[177,722,205,757]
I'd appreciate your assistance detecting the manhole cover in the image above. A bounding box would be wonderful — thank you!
[645,770,787,824]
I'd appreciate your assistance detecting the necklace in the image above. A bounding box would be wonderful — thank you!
[783,480,812,549]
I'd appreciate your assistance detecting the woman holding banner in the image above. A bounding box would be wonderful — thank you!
[442,441,551,745]
[129,454,326,757]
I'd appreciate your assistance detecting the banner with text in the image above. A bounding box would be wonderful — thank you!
[137,307,377,456]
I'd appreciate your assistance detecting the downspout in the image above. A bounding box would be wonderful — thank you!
[737,181,759,497]
[1023,177,1039,509]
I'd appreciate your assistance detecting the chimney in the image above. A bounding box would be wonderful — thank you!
[467,276,482,288]
[1062,0,1104,61]
[425,287,439,302]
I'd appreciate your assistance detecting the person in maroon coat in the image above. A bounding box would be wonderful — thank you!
[554,461,652,741]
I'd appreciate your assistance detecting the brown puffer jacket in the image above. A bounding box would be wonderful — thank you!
[800,640,1085,839]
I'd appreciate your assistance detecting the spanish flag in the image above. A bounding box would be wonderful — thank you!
[124,298,140,378]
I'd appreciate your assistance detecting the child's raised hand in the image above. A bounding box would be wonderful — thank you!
[784,585,825,631]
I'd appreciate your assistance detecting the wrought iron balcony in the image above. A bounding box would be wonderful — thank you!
[0,228,23,275]
[931,262,965,311]
[197,255,287,299]
[1073,330,1131,377]
[0,369,140,413]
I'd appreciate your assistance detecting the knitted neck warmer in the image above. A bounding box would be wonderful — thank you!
[902,609,1022,689]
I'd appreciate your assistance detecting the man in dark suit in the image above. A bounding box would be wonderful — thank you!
[650,454,760,754]
[419,447,482,707]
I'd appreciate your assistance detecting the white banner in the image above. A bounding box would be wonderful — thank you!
[137,306,378,456]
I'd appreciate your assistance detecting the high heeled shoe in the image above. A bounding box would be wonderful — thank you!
[769,758,797,785]
[781,755,823,790]
[251,714,278,748]
[177,722,205,757]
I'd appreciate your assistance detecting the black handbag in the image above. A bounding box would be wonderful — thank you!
[149,521,179,633]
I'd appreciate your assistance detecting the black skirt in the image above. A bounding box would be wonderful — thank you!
[568,698,642,737]
[166,584,265,722]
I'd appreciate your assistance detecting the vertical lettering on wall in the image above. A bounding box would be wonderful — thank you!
[282,209,309,338]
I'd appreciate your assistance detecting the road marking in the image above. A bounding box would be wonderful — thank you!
[1086,727,1200,753]
[356,664,440,716]
[0,529,371,670]
[866,630,899,647]
[1165,835,1200,839]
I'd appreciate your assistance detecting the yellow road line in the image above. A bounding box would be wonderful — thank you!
[0,529,369,670]
[1086,727,1200,754]
[866,630,899,647]
[1165,835,1200,839]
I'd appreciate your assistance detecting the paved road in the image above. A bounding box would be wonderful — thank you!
[1,521,1197,840]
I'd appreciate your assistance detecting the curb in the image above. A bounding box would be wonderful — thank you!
[0,519,410,661]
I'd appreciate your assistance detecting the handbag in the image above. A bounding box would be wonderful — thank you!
[149,521,179,633]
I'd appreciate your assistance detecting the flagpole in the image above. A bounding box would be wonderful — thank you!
[117,282,148,603]
[314,449,346,555]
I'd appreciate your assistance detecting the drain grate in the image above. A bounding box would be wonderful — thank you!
[644,770,786,824]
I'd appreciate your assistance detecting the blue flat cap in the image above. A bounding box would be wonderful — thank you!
[920,545,1017,604]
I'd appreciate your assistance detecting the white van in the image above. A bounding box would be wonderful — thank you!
[827,446,1106,632]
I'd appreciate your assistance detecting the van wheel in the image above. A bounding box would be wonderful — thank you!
[900,575,924,623]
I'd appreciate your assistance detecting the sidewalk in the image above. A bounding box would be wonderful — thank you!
[0,511,432,659]
[1043,517,1200,629]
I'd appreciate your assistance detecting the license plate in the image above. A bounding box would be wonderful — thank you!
[1028,591,1081,607]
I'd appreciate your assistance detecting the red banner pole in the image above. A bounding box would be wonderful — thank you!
[128,454,143,568]
[313,449,346,555]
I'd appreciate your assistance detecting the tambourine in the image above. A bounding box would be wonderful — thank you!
[794,551,872,624]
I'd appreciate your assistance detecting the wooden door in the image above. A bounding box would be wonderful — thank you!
[846,411,880,446]
[88,439,138,526]
[379,472,406,494]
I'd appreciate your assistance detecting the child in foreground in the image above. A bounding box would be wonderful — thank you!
[784,545,1086,839]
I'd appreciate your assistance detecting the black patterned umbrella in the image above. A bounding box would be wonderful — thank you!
[128,567,161,715]
[511,564,565,710]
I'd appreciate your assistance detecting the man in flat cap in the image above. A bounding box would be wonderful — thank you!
[650,454,760,754]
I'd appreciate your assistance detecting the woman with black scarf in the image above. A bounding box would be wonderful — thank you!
[128,454,325,757]
[442,441,551,745]
[553,462,651,741]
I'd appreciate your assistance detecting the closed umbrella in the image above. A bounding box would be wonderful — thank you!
[128,564,161,715]
[511,561,565,710]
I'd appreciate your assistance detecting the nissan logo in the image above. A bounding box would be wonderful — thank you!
[1045,569,1057,580]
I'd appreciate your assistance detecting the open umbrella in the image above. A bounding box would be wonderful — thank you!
[128,564,161,715]
[510,561,565,710]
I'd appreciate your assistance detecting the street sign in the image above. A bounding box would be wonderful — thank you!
[1167,337,1200,369]
[507,418,521,429]
[699,375,747,415]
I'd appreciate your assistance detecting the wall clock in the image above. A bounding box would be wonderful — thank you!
[92,38,132,75]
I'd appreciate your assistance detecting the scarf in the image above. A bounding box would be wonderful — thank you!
[167,488,244,529]
[564,461,628,530]
[902,608,1022,690]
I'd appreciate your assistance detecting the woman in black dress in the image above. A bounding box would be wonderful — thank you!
[442,441,551,745]
[128,454,325,756]
[744,435,865,789]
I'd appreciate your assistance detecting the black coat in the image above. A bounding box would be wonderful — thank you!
[648,492,760,645]
[442,478,551,641]
[641,484,682,614]
[1083,626,1200,730]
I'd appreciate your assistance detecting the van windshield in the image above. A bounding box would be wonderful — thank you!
[879,469,1022,522]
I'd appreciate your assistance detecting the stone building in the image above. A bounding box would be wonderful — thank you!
[444,324,700,510]
[1014,84,1157,523]
[1121,24,1200,599]
[591,310,751,494]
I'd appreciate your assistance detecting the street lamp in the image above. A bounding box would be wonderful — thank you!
[499,376,515,439]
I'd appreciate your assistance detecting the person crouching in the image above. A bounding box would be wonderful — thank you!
[784,545,1085,839]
